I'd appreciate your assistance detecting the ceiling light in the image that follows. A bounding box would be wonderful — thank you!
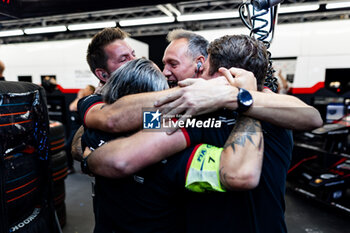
[24,25,67,34]
[326,1,350,9]
[165,4,181,17]
[278,4,320,14]
[119,16,175,27]
[177,11,239,22]
[156,5,173,17]
[68,21,116,31]
[0,29,24,37]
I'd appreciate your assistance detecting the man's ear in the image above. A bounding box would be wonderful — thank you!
[195,56,206,73]
[95,68,109,83]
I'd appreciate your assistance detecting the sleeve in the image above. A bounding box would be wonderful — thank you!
[81,129,98,151]
[81,128,114,153]
[184,144,226,193]
[172,118,203,147]
[180,120,234,148]
[77,94,103,126]
[177,110,236,147]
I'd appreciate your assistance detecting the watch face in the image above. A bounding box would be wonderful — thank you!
[241,91,253,106]
[241,90,253,107]
[237,88,253,113]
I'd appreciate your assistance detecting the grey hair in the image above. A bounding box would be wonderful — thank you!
[167,29,209,59]
[101,58,168,104]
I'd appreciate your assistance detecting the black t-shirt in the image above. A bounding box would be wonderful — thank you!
[182,122,293,233]
[77,94,103,127]
[77,94,105,150]
[136,118,293,233]
[93,161,187,233]
[79,104,236,232]
[78,95,293,233]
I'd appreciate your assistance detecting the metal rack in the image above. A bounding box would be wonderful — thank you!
[1,0,350,43]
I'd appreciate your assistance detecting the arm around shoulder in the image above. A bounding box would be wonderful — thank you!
[243,90,323,131]
[87,128,188,178]
[85,88,179,133]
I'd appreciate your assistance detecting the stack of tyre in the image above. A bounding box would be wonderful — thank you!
[49,120,68,228]
[0,82,60,233]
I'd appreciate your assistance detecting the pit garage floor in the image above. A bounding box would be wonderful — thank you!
[62,161,350,233]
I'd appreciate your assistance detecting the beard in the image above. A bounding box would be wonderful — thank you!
[167,80,178,88]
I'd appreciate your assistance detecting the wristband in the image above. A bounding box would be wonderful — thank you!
[81,155,92,175]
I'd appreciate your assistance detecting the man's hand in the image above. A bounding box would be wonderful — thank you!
[154,66,258,134]
[83,147,92,159]
[155,77,238,134]
[71,126,84,162]
[94,82,104,94]
[218,67,257,91]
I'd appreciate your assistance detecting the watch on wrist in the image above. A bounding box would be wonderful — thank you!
[81,155,92,175]
[236,88,253,113]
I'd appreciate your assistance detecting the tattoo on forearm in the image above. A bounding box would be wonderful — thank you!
[224,116,261,152]
[220,116,263,189]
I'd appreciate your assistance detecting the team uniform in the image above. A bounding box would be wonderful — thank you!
[78,95,293,233]
[77,94,104,128]
[185,121,293,233]
[78,94,199,232]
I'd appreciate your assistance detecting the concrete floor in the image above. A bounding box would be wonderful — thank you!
[62,163,95,233]
[62,161,350,233]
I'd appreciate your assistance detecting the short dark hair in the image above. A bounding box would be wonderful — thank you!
[87,27,129,76]
[167,29,209,59]
[101,58,168,104]
[208,35,268,90]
